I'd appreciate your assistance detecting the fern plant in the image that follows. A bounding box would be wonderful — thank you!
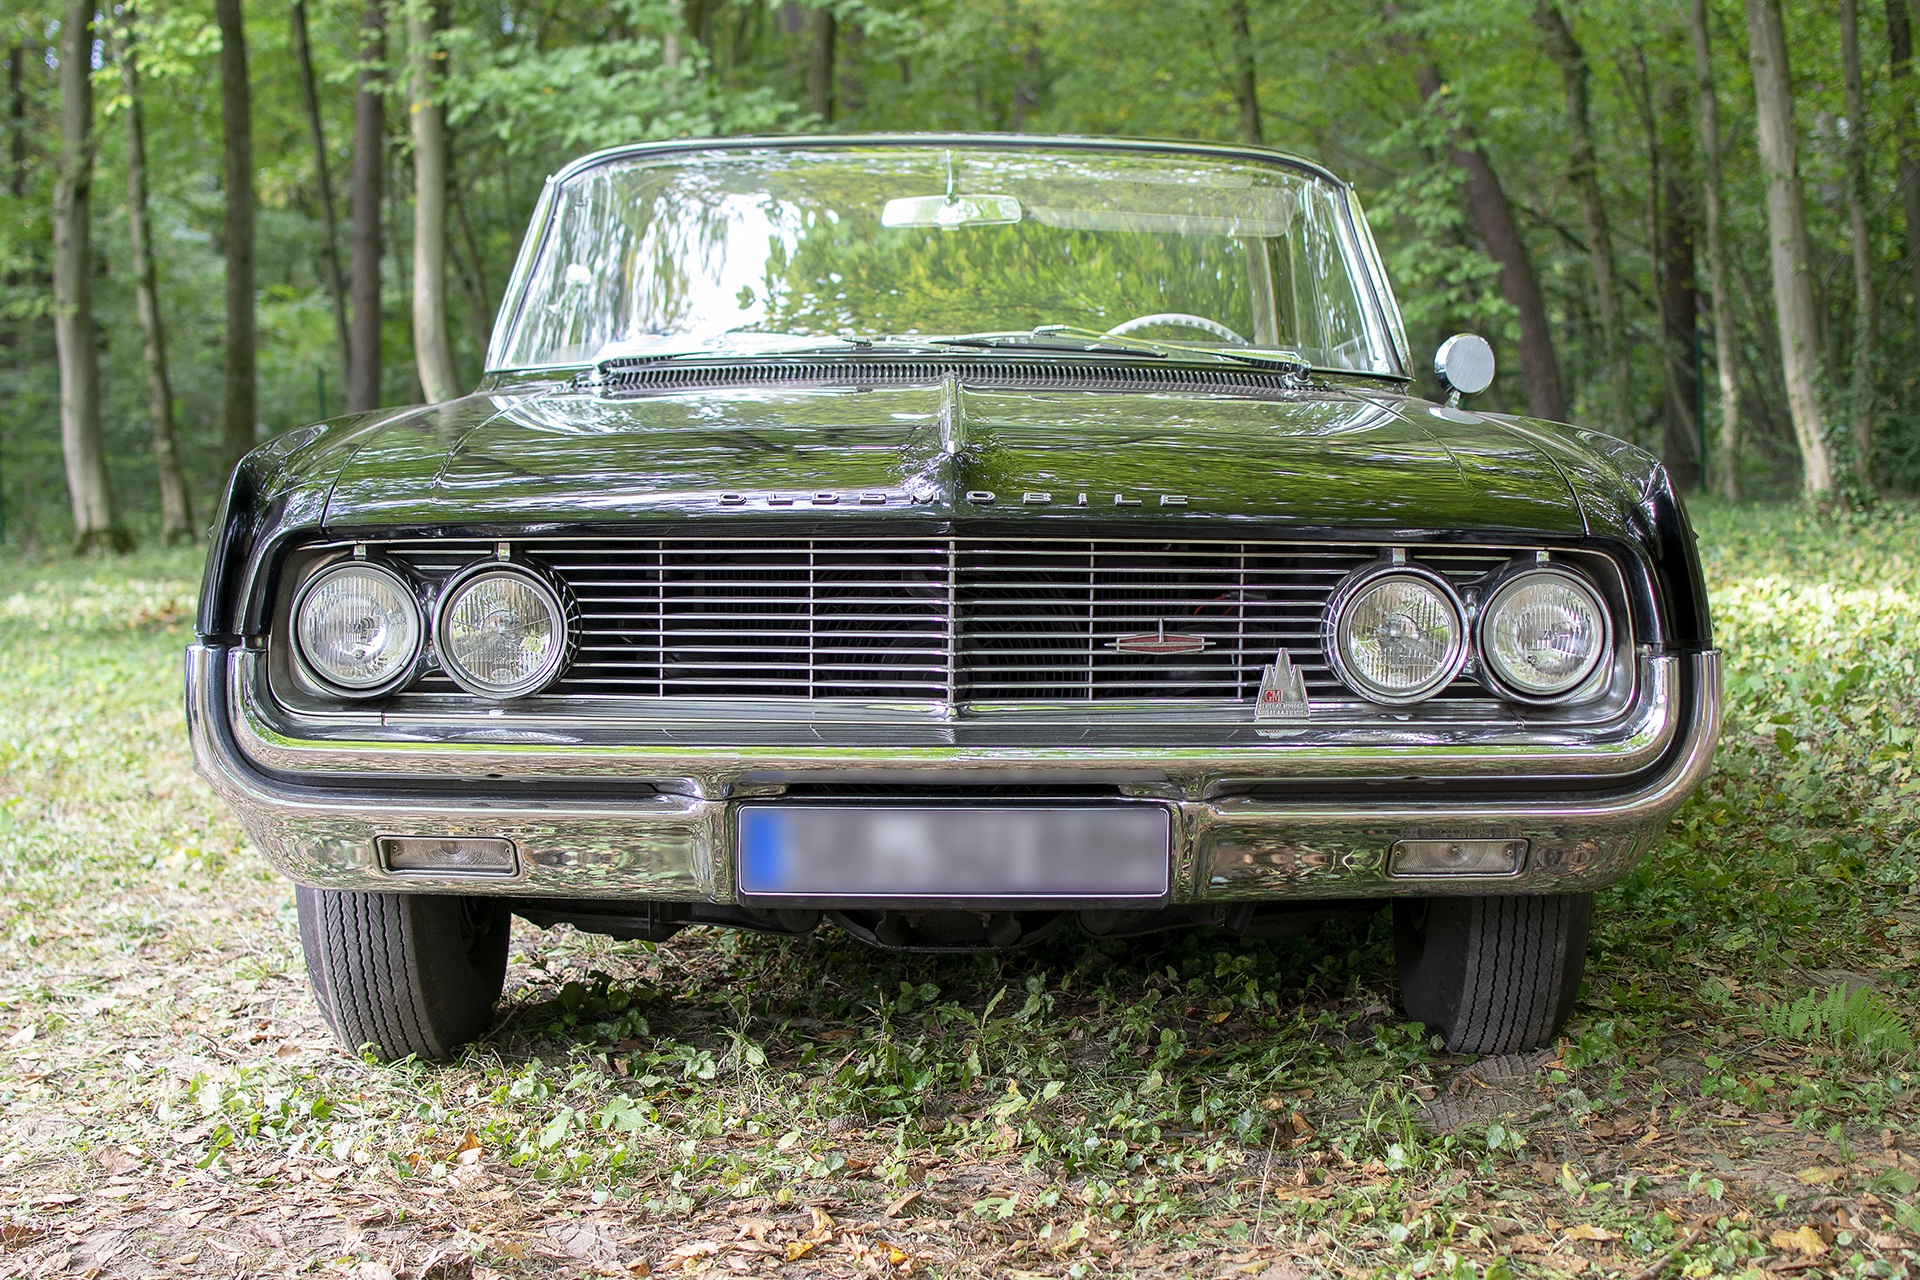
[1759,983,1915,1064]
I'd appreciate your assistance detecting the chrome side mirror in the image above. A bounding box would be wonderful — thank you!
[1434,334,1495,407]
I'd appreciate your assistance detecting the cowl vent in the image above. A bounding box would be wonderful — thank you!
[574,356,1311,398]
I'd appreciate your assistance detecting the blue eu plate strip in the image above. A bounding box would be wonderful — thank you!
[737,808,788,893]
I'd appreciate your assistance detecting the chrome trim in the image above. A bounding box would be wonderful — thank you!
[225,646,1683,783]
[187,645,1721,902]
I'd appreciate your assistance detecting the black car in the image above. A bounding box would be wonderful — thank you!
[188,135,1720,1061]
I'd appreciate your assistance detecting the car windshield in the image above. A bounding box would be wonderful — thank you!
[492,145,1403,376]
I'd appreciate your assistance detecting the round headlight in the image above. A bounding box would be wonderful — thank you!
[1479,568,1609,701]
[293,562,423,695]
[435,566,573,699]
[1326,566,1467,704]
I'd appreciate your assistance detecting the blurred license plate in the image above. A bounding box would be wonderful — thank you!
[736,806,1169,900]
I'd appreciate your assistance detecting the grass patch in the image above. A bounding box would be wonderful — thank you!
[0,512,1915,1278]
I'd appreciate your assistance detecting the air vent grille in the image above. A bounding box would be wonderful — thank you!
[381,536,1515,702]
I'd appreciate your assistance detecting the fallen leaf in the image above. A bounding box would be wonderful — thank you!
[1208,1011,1231,1024]
[667,1241,719,1260]
[625,1263,651,1277]
[1542,1254,1588,1275]
[0,1222,45,1247]
[886,1245,908,1265]
[784,1240,815,1262]
[884,1189,922,1218]
[31,1195,79,1207]
[1770,1225,1829,1257]
[736,1218,773,1243]
[1563,1224,1616,1242]
[1793,1167,1844,1185]
[809,1206,835,1235]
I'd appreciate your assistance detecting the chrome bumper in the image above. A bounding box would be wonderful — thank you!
[187,644,1721,903]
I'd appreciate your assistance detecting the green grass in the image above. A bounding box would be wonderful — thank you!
[0,510,1915,1279]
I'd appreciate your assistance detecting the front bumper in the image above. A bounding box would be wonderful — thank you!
[187,644,1721,904]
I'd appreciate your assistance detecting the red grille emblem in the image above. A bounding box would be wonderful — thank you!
[1107,621,1213,655]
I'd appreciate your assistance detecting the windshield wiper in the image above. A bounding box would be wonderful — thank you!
[925,332,1163,358]
[1030,325,1310,374]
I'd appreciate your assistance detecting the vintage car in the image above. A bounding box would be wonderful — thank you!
[188,135,1719,1062]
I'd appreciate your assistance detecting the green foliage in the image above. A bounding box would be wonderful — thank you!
[1758,984,1915,1064]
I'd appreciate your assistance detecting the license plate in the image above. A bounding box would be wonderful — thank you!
[736,805,1170,901]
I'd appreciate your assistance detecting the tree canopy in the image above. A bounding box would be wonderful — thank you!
[1,0,1913,546]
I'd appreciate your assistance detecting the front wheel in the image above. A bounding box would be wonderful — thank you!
[296,887,511,1061]
[1394,893,1591,1055]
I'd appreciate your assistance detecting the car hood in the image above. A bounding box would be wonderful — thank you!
[317,377,1585,536]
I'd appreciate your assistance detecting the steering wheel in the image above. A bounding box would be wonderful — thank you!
[1104,312,1250,346]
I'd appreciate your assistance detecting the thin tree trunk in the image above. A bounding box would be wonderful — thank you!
[807,6,835,122]
[1413,64,1567,422]
[408,0,457,403]
[1843,0,1877,486]
[292,0,350,399]
[1230,0,1264,145]
[1887,0,1920,363]
[1745,0,1834,498]
[53,0,123,551]
[119,23,193,543]
[1690,0,1742,500]
[216,0,256,471]
[1658,79,1702,493]
[8,45,23,198]
[1533,2,1631,438]
[348,0,385,413]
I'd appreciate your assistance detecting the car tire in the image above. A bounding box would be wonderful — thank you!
[295,887,511,1061]
[1393,893,1591,1055]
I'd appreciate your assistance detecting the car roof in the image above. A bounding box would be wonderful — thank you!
[546,133,1349,190]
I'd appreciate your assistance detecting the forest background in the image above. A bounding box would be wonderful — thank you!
[0,0,1915,548]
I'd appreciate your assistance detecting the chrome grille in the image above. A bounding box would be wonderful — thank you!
[384,538,1518,702]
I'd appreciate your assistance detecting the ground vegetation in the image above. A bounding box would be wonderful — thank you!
[0,506,1912,1277]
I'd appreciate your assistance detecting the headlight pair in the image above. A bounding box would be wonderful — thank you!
[292,557,575,700]
[1324,559,1610,706]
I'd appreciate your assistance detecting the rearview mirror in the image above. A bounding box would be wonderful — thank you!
[880,194,1023,230]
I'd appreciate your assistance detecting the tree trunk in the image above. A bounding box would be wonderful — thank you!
[1532,3,1631,439]
[292,0,350,400]
[408,0,457,403]
[807,6,835,123]
[8,45,23,198]
[1230,0,1263,145]
[53,0,124,552]
[120,22,193,543]
[1690,0,1742,500]
[1888,0,1920,365]
[1413,64,1567,422]
[348,0,385,413]
[1843,0,1877,486]
[216,0,256,471]
[1658,79,1702,493]
[1745,0,1834,498]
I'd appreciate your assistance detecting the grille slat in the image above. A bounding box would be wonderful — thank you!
[384,537,1518,702]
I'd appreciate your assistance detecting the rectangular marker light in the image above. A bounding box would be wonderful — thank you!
[1389,838,1527,877]
[378,837,518,876]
